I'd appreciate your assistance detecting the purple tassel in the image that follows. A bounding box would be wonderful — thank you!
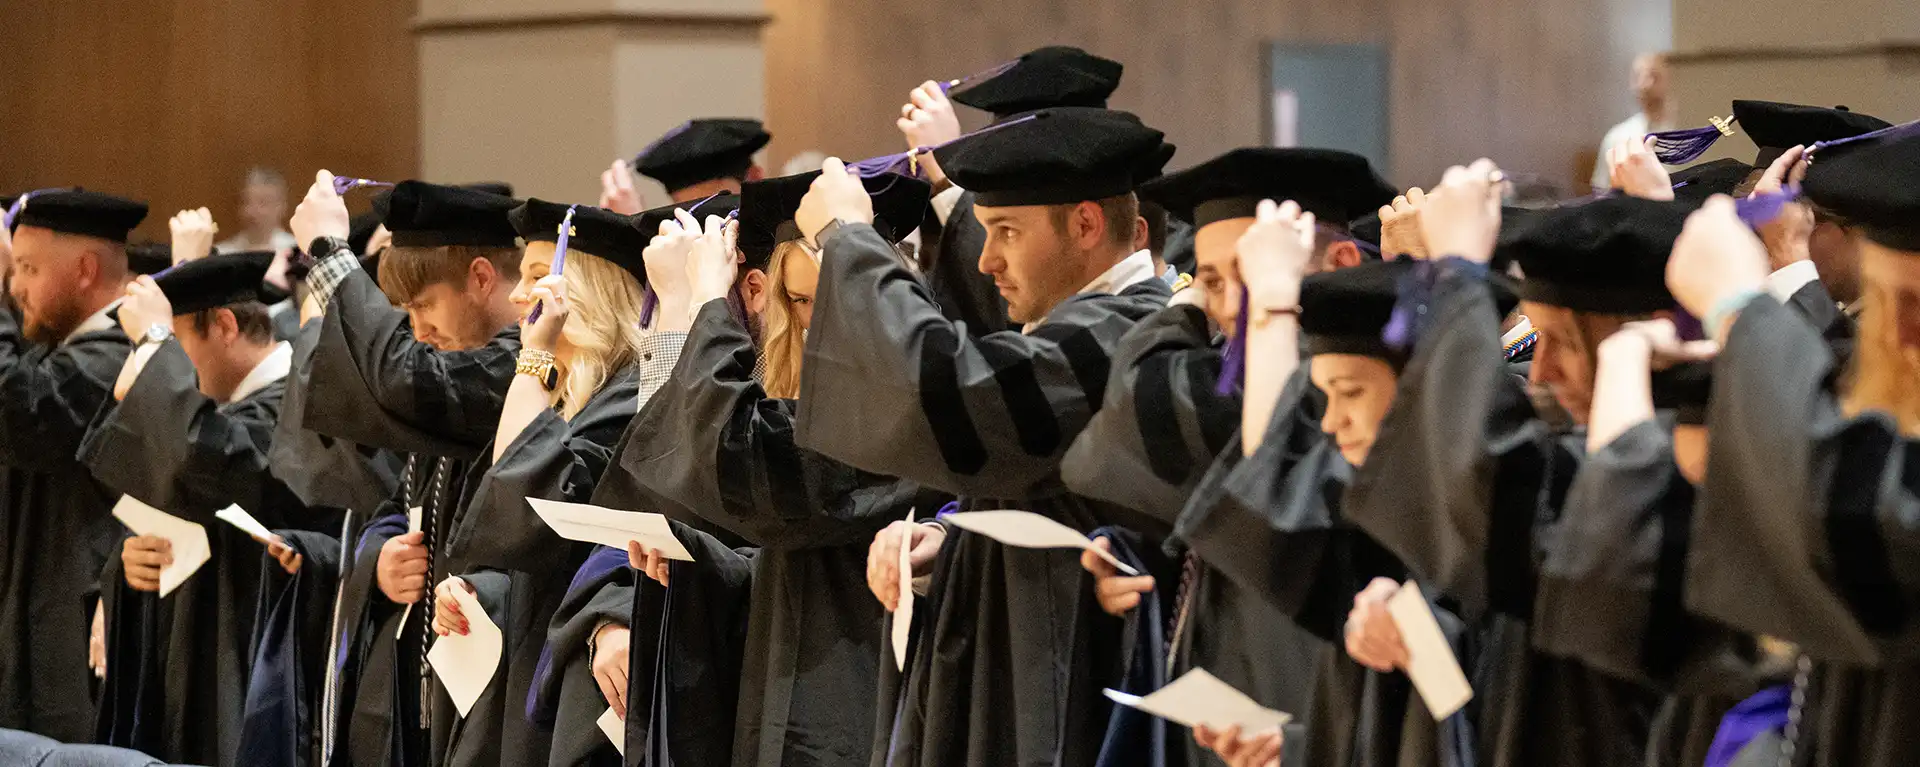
[1383,259,1451,351]
[844,114,1042,181]
[527,205,577,324]
[939,58,1022,93]
[1215,285,1250,396]
[1670,305,1706,342]
[331,176,393,195]
[639,287,659,329]
[3,188,65,230]
[1646,116,1736,164]
[1807,118,1920,161]
[935,501,961,520]
[1734,185,1800,227]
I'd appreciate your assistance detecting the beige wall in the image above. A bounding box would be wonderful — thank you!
[1670,0,1919,165]
[760,0,1673,193]
[414,0,767,206]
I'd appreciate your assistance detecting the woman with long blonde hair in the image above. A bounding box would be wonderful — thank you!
[614,169,940,766]
[1664,127,1920,765]
[426,199,653,767]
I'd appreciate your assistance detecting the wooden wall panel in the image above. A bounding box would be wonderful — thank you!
[0,0,419,243]
[761,0,1671,193]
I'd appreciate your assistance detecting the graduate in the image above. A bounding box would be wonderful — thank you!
[1340,170,1698,767]
[611,169,943,767]
[789,106,1173,767]
[81,226,324,766]
[1672,126,1920,767]
[536,192,755,767]
[899,45,1126,337]
[426,199,653,767]
[1059,147,1391,767]
[631,119,771,204]
[287,174,523,767]
[0,189,144,743]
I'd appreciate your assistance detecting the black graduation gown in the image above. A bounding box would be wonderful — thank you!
[616,299,945,767]
[1059,303,1321,767]
[437,365,640,767]
[1342,264,1661,767]
[920,190,1008,337]
[1176,368,1432,767]
[624,524,755,767]
[1530,419,1769,767]
[302,266,518,767]
[0,306,130,743]
[271,317,405,518]
[240,528,345,767]
[533,547,632,767]
[1685,296,1920,767]
[1781,278,1854,364]
[792,223,1171,767]
[80,340,333,766]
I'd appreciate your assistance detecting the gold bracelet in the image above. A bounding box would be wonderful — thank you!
[516,349,558,389]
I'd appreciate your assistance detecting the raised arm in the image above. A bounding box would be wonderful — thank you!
[794,222,1165,498]
[1060,303,1237,529]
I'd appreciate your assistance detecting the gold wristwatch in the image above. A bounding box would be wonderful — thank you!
[516,349,558,390]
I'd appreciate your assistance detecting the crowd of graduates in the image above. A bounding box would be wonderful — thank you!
[0,43,1917,767]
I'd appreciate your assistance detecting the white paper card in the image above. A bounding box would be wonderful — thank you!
[111,495,212,598]
[526,498,695,562]
[426,578,503,718]
[942,510,1137,575]
[214,505,275,544]
[396,507,425,641]
[891,509,915,671]
[1103,668,1291,733]
[1386,581,1474,720]
[597,708,625,756]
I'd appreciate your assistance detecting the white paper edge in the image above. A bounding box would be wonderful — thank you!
[892,509,914,671]
[944,510,1138,575]
[1387,581,1474,720]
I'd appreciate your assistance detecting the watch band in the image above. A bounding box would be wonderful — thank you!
[516,349,559,390]
[811,218,849,250]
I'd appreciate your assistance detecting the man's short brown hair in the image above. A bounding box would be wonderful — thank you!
[1046,193,1140,249]
[189,301,276,344]
[376,245,522,303]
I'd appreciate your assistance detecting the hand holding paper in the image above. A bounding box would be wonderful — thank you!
[597,708,626,756]
[111,496,211,597]
[427,576,503,718]
[1104,668,1291,734]
[942,510,1137,575]
[1386,581,1474,719]
[527,498,695,561]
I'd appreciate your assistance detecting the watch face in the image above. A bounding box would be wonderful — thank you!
[145,325,170,344]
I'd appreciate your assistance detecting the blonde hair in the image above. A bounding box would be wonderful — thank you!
[1842,246,1920,435]
[760,239,809,399]
[552,251,648,419]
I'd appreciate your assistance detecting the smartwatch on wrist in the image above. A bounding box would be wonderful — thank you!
[308,236,352,260]
[811,219,850,250]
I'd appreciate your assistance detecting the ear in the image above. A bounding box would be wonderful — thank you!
[1324,240,1364,271]
[73,246,102,292]
[741,269,771,316]
[745,165,767,182]
[1072,201,1106,249]
[1131,215,1150,253]
[213,308,242,345]
[469,256,498,296]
